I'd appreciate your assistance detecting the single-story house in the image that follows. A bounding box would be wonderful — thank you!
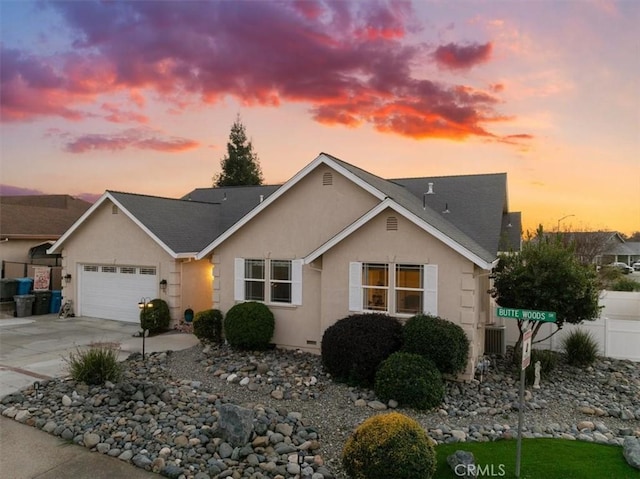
[0,195,92,282]
[49,153,521,378]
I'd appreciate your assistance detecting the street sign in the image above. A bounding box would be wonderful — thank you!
[522,328,532,370]
[496,307,557,323]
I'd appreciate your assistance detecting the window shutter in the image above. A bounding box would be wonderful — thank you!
[234,258,245,301]
[423,264,438,316]
[349,262,363,311]
[291,259,303,306]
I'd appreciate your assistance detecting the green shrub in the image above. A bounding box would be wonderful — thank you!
[525,348,559,385]
[65,344,122,385]
[562,329,599,367]
[193,309,224,343]
[342,412,437,479]
[611,277,640,292]
[140,298,171,334]
[402,314,470,375]
[224,302,274,350]
[375,352,444,410]
[321,313,403,387]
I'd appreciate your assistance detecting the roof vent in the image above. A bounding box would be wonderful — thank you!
[426,182,434,194]
[259,195,264,203]
[223,193,227,201]
[442,203,450,214]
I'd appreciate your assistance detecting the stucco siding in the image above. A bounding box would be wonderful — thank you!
[214,164,378,351]
[60,200,181,321]
[319,209,484,378]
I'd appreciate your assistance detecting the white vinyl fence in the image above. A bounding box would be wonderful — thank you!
[504,291,640,362]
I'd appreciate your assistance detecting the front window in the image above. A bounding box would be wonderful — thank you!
[245,259,265,301]
[396,264,423,314]
[363,263,389,311]
[270,260,292,303]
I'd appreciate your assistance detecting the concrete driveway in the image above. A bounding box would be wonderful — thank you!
[0,313,199,398]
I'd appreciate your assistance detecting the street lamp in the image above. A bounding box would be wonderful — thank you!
[138,297,152,358]
[557,214,575,232]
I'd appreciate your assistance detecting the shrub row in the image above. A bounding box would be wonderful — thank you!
[321,313,470,411]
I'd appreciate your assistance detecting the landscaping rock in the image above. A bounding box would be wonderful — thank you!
[447,450,476,478]
[623,437,640,470]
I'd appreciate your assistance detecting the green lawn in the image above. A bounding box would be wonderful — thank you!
[434,438,637,479]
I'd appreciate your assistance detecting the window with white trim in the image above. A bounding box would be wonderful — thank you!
[362,263,388,311]
[349,262,437,316]
[235,258,302,305]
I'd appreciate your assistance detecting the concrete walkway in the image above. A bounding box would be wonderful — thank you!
[0,314,199,478]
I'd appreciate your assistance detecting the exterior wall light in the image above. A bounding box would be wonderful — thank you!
[64,273,72,283]
[159,279,167,291]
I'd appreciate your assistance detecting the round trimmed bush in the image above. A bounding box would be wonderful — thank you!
[374,352,444,410]
[193,309,224,344]
[321,313,403,386]
[224,302,274,350]
[342,412,437,479]
[402,314,469,375]
[140,298,171,335]
[562,329,599,367]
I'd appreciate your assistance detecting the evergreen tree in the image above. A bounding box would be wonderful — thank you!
[213,115,263,186]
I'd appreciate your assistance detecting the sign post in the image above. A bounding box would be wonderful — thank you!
[515,328,532,478]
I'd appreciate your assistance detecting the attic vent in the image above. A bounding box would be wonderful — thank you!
[112,205,118,214]
[386,216,398,231]
[322,172,333,186]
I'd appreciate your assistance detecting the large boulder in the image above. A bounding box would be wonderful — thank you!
[217,404,254,447]
[447,450,477,478]
[623,437,640,470]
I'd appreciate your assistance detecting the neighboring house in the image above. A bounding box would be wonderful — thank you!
[47,187,276,323]
[47,153,521,378]
[0,195,92,282]
[553,231,638,266]
[196,153,521,378]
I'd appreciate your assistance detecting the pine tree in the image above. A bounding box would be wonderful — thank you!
[213,115,263,186]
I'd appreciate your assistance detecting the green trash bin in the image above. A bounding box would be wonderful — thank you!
[14,295,35,317]
[33,291,52,315]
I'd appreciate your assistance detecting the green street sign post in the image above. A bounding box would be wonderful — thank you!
[496,307,557,323]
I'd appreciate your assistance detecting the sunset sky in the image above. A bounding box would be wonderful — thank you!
[1,0,638,236]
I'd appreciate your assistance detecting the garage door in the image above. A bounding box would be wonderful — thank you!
[79,264,158,322]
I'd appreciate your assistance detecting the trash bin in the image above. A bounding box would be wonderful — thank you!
[0,279,18,302]
[33,291,52,315]
[16,278,34,295]
[50,290,62,314]
[14,294,35,317]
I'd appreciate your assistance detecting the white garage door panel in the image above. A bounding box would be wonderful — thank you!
[80,265,157,322]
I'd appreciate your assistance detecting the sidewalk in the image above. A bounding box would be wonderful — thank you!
[0,314,199,478]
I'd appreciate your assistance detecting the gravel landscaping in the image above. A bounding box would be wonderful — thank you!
[1,342,639,478]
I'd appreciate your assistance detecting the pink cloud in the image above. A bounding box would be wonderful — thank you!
[1,1,522,142]
[433,42,493,70]
[63,128,199,153]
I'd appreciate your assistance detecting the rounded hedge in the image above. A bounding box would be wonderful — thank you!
[374,352,444,410]
[321,313,403,387]
[193,309,224,344]
[140,298,171,335]
[402,314,470,375]
[224,302,274,350]
[342,412,437,479]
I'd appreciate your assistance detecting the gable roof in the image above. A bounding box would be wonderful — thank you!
[197,152,519,269]
[182,184,281,234]
[0,195,92,239]
[48,186,280,258]
[48,192,220,258]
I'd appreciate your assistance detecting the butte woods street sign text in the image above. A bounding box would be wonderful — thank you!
[496,308,557,323]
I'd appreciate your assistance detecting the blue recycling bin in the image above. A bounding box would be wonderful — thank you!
[16,278,34,295]
[50,290,62,314]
